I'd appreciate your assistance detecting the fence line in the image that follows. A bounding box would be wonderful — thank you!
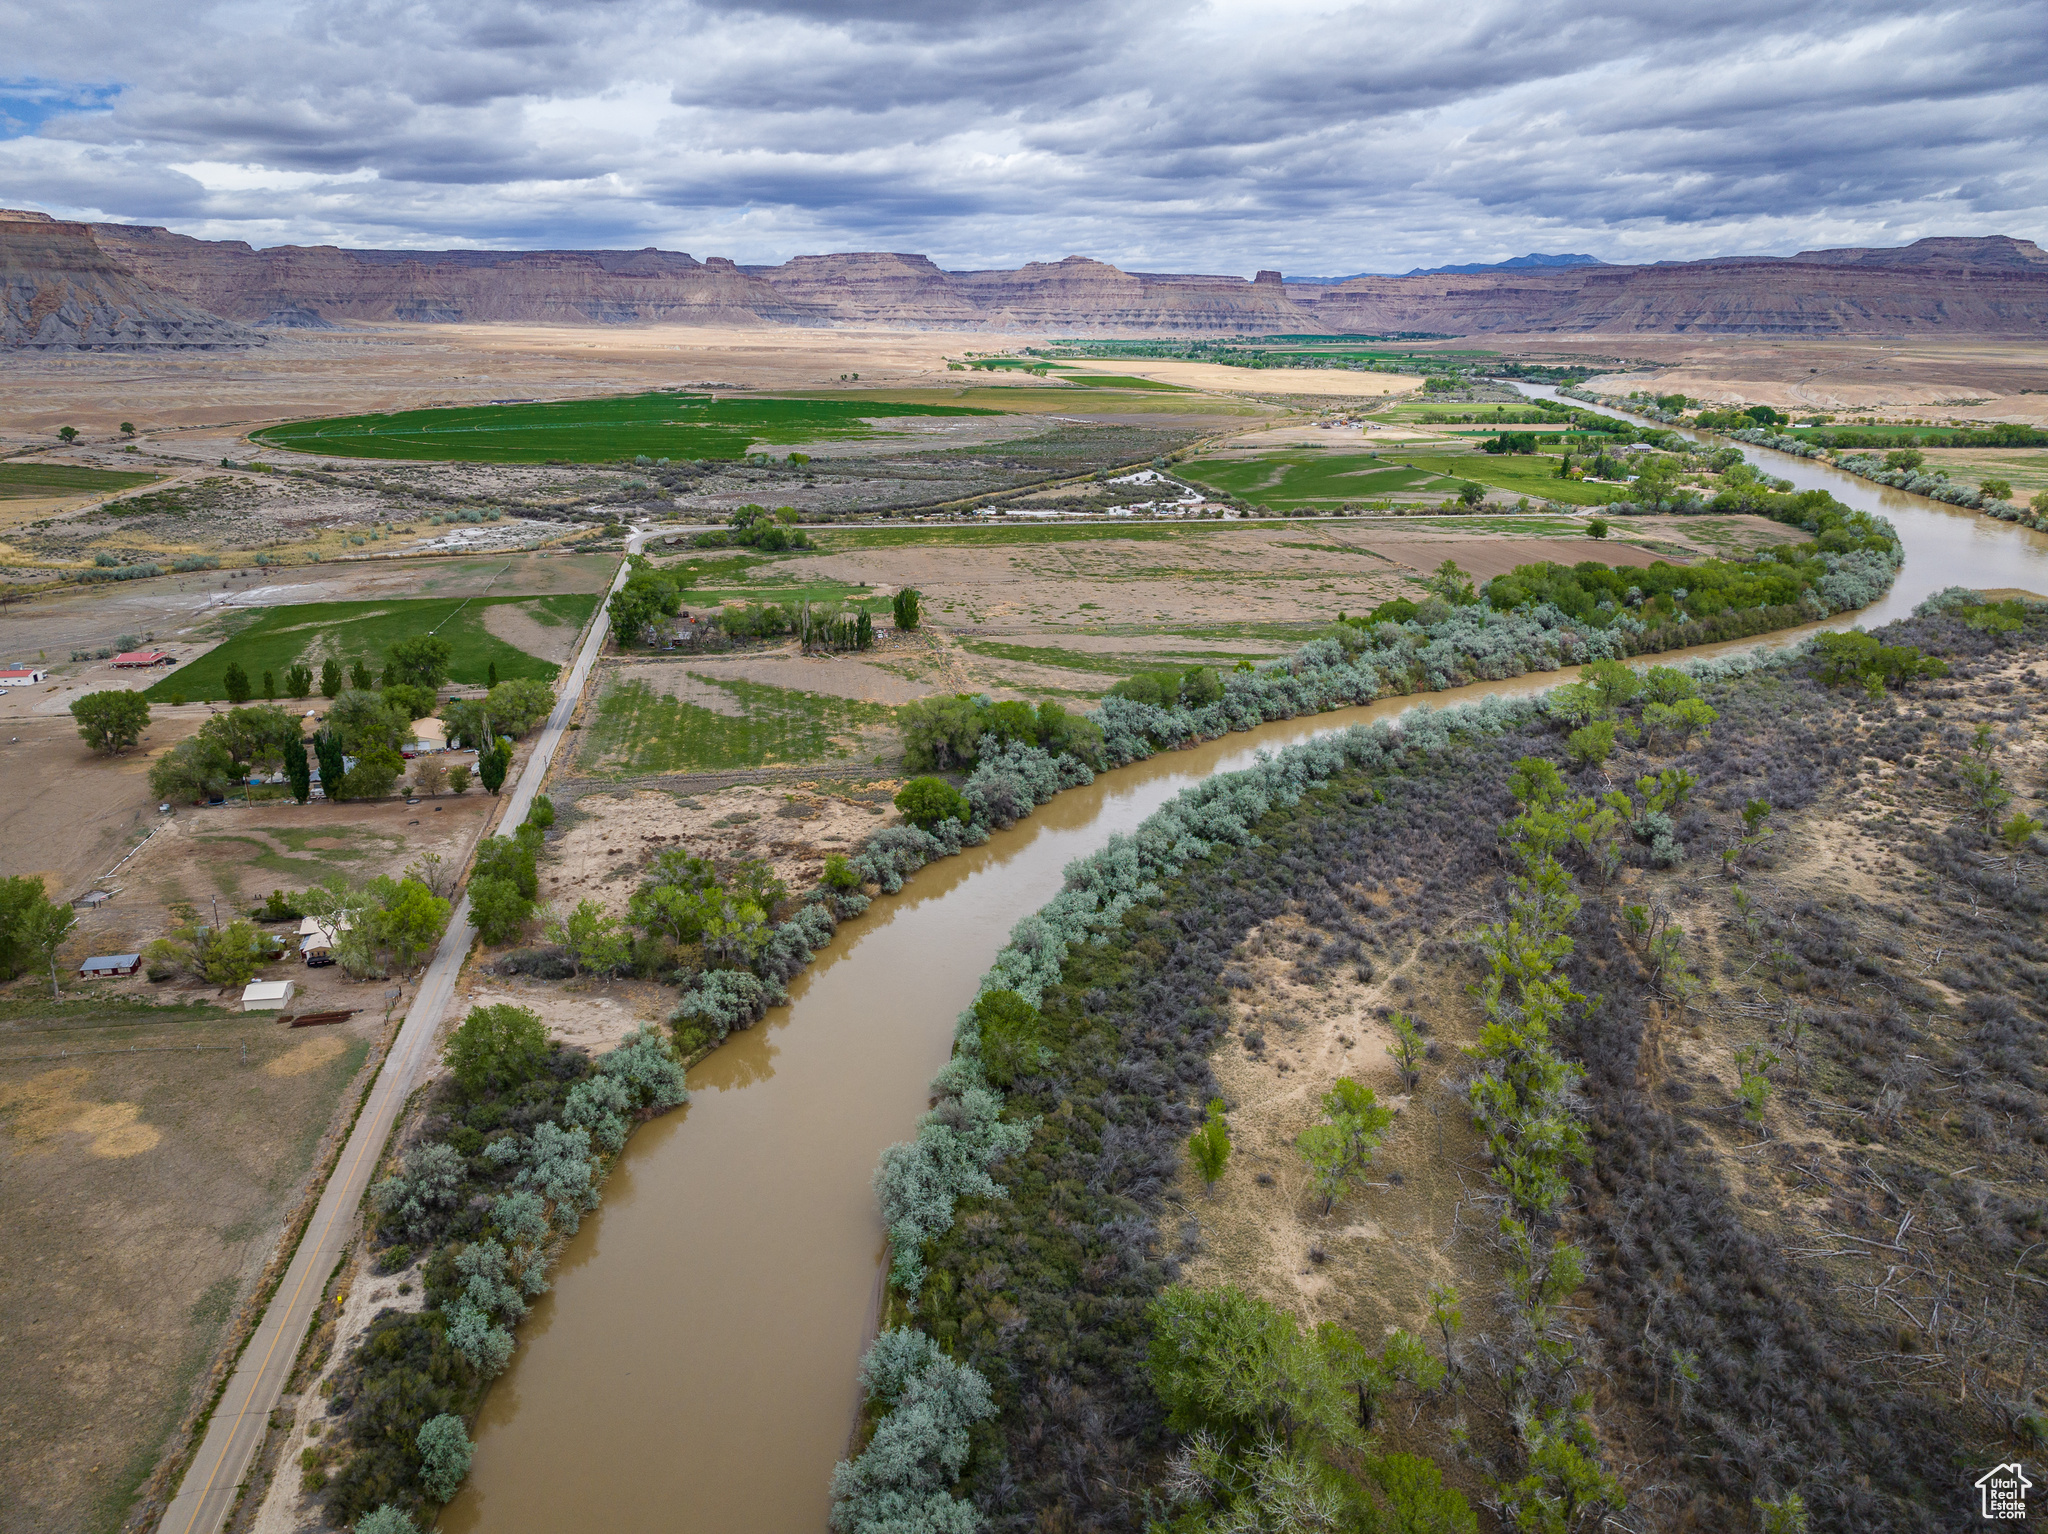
[1,1043,239,1064]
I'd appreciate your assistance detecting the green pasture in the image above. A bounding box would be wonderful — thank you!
[1372,400,1564,425]
[0,463,161,498]
[821,523,1182,550]
[1371,452,1617,506]
[795,386,1261,417]
[960,639,1276,677]
[251,391,1001,464]
[687,580,886,610]
[1178,451,1441,508]
[1389,514,1600,537]
[1791,423,1960,443]
[143,593,599,701]
[1052,374,1191,391]
[580,673,893,774]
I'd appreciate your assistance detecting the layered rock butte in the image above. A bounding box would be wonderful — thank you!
[5,207,2046,347]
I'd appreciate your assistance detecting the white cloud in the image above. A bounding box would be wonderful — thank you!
[0,0,2041,270]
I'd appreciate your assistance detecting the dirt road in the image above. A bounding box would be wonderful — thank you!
[157,532,639,1534]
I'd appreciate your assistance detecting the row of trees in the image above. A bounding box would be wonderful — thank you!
[898,693,1101,773]
[211,634,459,706]
[145,640,548,805]
[328,1012,688,1527]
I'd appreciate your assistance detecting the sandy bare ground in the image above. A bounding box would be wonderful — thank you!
[0,324,1078,439]
[606,650,934,710]
[453,978,677,1057]
[1177,911,1497,1348]
[1055,358,1425,397]
[799,523,1679,637]
[0,705,207,899]
[0,1000,386,1534]
[537,783,894,924]
[1470,332,2048,423]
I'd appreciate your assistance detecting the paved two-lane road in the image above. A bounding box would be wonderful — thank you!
[161,532,643,1534]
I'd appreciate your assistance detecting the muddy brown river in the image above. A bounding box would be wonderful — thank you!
[444,399,2048,1533]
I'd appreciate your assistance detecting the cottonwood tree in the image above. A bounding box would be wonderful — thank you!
[444,1003,551,1095]
[1387,1013,1425,1091]
[15,888,77,998]
[383,635,453,689]
[70,690,151,754]
[549,898,630,978]
[1297,1078,1394,1216]
[1188,1098,1230,1195]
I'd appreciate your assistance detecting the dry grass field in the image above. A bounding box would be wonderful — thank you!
[0,997,384,1534]
[1477,331,2048,422]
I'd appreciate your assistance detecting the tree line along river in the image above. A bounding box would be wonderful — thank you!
[440,385,2048,1534]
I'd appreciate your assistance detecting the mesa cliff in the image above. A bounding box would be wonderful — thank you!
[4,208,2045,345]
[0,210,261,348]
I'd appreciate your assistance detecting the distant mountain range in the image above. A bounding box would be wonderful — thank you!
[1294,253,1609,281]
[4,209,2045,347]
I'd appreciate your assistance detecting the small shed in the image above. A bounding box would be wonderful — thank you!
[0,666,47,687]
[242,979,295,1012]
[78,953,141,978]
[112,649,174,668]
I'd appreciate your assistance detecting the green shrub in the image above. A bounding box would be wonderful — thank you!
[1566,719,1615,767]
[415,1413,471,1503]
[444,1002,551,1096]
[894,776,970,829]
[379,682,435,721]
[468,876,532,946]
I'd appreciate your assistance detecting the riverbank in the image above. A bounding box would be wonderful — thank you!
[1557,383,2048,535]
[839,587,2048,1531]
[418,435,2048,1533]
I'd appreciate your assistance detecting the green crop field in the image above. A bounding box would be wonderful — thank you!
[1372,401,1564,425]
[959,639,1275,677]
[0,463,162,499]
[821,523,1183,550]
[144,593,599,701]
[1371,451,1617,506]
[1178,451,1441,508]
[251,391,1001,464]
[580,673,893,773]
[685,580,887,610]
[1052,374,1191,391]
[797,386,1259,417]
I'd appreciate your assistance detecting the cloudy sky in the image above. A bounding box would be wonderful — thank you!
[3,0,2045,273]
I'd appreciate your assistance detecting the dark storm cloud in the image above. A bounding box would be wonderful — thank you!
[0,0,2042,270]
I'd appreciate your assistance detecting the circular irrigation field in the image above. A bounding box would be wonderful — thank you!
[250,390,999,463]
